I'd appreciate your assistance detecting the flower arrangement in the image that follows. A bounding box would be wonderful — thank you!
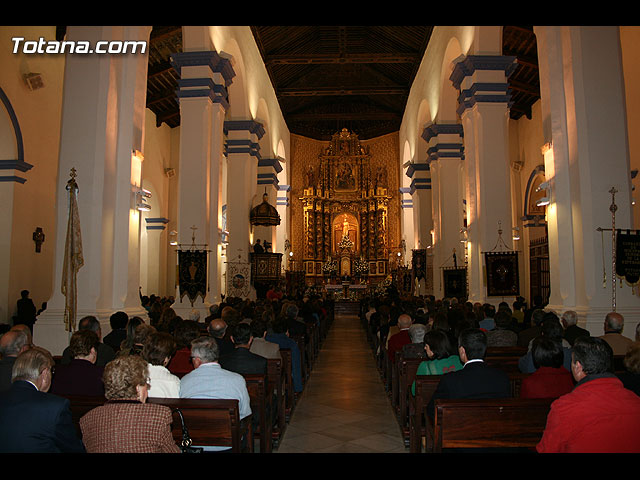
[353,257,369,275]
[337,234,354,250]
[322,258,338,274]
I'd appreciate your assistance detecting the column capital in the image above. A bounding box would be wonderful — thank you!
[170,51,235,86]
[224,120,265,160]
[449,55,518,90]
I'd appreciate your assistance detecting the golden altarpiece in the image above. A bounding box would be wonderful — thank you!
[299,129,394,283]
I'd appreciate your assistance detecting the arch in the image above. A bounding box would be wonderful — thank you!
[0,87,31,182]
[416,99,431,163]
[438,37,464,124]
[523,165,547,220]
[219,38,251,120]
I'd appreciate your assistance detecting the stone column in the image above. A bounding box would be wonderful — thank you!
[535,26,639,335]
[255,157,282,249]
[423,123,465,298]
[451,54,518,305]
[224,120,264,298]
[170,50,234,319]
[35,26,151,354]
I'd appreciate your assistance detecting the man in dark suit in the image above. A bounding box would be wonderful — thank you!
[428,328,510,419]
[0,346,86,453]
[220,322,267,375]
[561,310,589,346]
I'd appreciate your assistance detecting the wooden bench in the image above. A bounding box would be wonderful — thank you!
[242,373,272,453]
[148,397,253,453]
[395,355,425,445]
[60,395,253,452]
[432,397,553,452]
[266,357,286,444]
[279,348,295,419]
[408,371,533,453]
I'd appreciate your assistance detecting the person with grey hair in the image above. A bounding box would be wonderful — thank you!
[0,329,31,392]
[60,315,116,366]
[599,311,634,356]
[0,347,85,452]
[179,336,251,421]
[402,323,428,359]
[561,310,589,346]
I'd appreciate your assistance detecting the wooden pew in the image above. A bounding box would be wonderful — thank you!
[279,348,295,419]
[432,397,553,452]
[484,346,528,375]
[60,395,253,453]
[242,373,272,453]
[408,371,532,453]
[266,357,286,444]
[396,356,426,444]
[149,397,252,453]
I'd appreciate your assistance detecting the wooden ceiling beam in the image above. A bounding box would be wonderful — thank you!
[266,53,420,66]
[509,79,540,96]
[278,86,408,97]
[288,111,401,121]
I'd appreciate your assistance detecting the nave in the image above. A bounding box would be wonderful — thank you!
[274,311,407,453]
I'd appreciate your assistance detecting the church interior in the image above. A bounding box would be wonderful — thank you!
[2,27,640,453]
[2,25,640,352]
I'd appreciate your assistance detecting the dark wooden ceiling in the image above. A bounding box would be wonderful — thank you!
[58,26,541,138]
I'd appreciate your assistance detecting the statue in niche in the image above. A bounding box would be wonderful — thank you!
[306,165,316,189]
[375,168,387,188]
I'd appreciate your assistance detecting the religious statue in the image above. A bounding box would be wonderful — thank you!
[306,165,316,189]
[342,216,349,238]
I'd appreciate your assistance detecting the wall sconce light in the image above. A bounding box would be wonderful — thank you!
[135,187,152,211]
[536,181,551,207]
[512,227,520,241]
[221,229,229,245]
[169,230,178,246]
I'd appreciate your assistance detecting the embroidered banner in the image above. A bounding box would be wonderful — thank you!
[616,230,640,284]
[178,250,207,306]
[485,252,519,297]
[412,249,427,281]
[443,267,467,300]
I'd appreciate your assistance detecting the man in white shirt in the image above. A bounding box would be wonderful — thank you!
[179,336,251,420]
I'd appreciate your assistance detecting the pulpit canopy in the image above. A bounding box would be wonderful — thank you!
[250,193,281,226]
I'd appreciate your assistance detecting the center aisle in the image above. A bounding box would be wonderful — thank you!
[274,311,407,453]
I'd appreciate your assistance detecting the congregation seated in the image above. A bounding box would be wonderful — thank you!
[50,330,105,397]
[208,314,235,358]
[486,310,518,347]
[560,310,589,346]
[118,322,156,357]
[598,311,634,356]
[411,328,462,396]
[517,308,544,348]
[387,314,413,363]
[167,320,200,377]
[520,336,574,399]
[266,315,303,394]
[143,332,180,398]
[0,346,85,453]
[0,328,31,392]
[249,318,281,360]
[518,314,572,373]
[537,336,640,453]
[220,322,268,375]
[60,315,115,367]
[79,354,180,453]
[102,311,128,352]
[427,328,511,419]
[401,323,427,360]
[179,336,252,421]
[617,341,640,396]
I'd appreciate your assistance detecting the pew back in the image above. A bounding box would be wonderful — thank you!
[433,397,553,452]
[148,397,249,452]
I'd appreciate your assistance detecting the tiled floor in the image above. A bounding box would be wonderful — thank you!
[274,313,407,453]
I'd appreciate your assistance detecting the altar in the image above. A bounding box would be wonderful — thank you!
[297,129,400,286]
[324,281,369,301]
